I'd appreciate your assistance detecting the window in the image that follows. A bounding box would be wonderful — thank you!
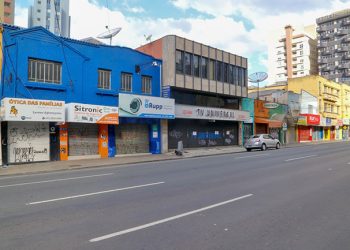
[209,59,215,80]
[142,76,152,94]
[184,52,192,75]
[224,63,228,83]
[201,57,208,79]
[97,69,111,90]
[233,66,239,85]
[37,18,41,21]
[175,50,183,74]
[121,73,132,92]
[28,58,61,84]
[193,55,200,77]
[228,65,234,84]
[216,61,222,82]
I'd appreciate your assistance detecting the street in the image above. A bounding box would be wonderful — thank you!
[1,142,350,250]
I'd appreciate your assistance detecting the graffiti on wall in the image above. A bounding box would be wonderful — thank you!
[8,122,49,163]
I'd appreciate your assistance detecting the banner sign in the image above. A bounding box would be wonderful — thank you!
[175,104,250,122]
[66,103,119,124]
[1,98,65,122]
[119,94,175,119]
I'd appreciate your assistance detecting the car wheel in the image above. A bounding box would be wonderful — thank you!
[261,143,266,151]
[276,143,280,149]
[246,148,252,152]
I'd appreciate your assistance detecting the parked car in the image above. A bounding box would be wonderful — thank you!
[244,134,281,151]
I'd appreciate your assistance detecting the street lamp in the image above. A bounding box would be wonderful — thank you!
[248,72,268,100]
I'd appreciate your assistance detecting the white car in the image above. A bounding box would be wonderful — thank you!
[244,134,281,151]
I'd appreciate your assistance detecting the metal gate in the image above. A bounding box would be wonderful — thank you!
[68,123,99,156]
[115,124,149,154]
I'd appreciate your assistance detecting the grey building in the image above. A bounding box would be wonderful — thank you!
[28,0,70,37]
[137,35,250,150]
[317,9,350,84]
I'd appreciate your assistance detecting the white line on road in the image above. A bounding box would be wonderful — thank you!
[27,181,165,205]
[0,173,115,188]
[89,194,253,242]
[235,154,270,159]
[285,155,317,162]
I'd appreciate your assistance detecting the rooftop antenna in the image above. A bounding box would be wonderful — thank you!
[144,34,152,43]
[248,72,268,100]
[97,26,122,45]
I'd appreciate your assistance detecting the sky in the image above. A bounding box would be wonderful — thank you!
[14,0,350,85]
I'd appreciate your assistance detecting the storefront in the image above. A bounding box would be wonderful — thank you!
[65,103,118,159]
[169,104,249,148]
[254,100,287,142]
[297,114,320,142]
[1,98,65,165]
[119,94,175,154]
[342,118,349,140]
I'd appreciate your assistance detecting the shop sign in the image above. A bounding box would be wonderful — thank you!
[301,114,320,125]
[337,119,344,126]
[263,102,280,109]
[119,94,175,119]
[343,118,350,125]
[297,116,307,125]
[66,103,119,124]
[175,104,250,122]
[1,98,65,122]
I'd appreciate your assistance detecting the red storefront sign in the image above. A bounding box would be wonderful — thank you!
[300,114,320,125]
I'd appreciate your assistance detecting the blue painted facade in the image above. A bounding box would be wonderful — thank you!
[1,25,164,156]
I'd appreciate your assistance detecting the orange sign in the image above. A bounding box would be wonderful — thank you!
[96,113,119,124]
[59,123,68,161]
[98,124,109,158]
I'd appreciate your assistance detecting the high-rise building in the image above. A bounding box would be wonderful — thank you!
[0,0,15,25]
[268,25,318,84]
[28,0,70,37]
[317,9,350,85]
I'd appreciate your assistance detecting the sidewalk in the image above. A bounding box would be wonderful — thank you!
[0,140,344,177]
[0,146,246,176]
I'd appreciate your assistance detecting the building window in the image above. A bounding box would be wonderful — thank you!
[209,59,215,80]
[28,58,62,84]
[121,73,132,92]
[193,55,200,77]
[216,61,222,82]
[228,65,234,84]
[175,50,183,74]
[184,52,192,75]
[141,76,152,94]
[97,69,111,90]
[224,63,228,83]
[201,57,208,79]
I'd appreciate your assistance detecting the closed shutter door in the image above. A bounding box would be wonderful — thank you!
[8,122,50,163]
[116,124,149,154]
[68,123,98,156]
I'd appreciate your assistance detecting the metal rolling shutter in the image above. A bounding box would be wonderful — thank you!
[116,124,149,154]
[68,123,98,156]
[7,122,50,163]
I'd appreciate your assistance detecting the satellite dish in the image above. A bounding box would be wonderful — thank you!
[248,72,268,100]
[97,27,122,45]
[144,34,152,42]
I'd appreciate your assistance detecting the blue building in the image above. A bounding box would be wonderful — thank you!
[0,24,175,164]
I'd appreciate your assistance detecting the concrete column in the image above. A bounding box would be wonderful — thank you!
[161,119,168,153]
[238,121,243,146]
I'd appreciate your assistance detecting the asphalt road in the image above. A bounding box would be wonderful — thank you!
[1,142,350,250]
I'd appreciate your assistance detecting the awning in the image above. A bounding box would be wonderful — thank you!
[255,117,282,128]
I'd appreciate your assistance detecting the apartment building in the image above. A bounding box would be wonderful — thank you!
[317,9,350,84]
[137,35,250,149]
[268,25,318,83]
[269,25,318,82]
[0,0,15,24]
[28,0,70,37]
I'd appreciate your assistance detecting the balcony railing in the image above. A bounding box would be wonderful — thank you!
[336,29,349,36]
[343,19,350,26]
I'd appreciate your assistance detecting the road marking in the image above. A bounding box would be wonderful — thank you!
[27,181,164,205]
[235,154,270,159]
[285,155,317,162]
[0,173,115,188]
[89,194,253,242]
